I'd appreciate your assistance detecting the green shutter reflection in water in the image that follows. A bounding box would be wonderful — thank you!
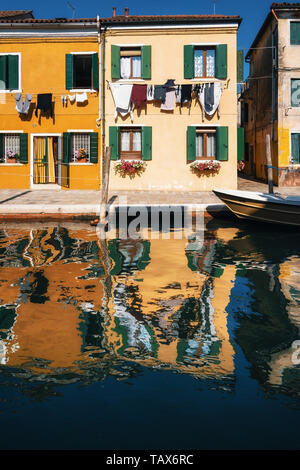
[0,219,299,450]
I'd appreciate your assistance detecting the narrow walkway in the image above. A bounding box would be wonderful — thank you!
[0,177,298,218]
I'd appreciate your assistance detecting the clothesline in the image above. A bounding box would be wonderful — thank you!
[108,79,225,123]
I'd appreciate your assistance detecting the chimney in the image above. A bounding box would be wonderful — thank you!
[124,7,129,17]
[112,6,116,17]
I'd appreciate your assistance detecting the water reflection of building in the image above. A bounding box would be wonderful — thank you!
[3,221,299,397]
[105,234,236,381]
[268,257,300,388]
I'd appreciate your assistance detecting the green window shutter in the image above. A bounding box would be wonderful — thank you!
[216,126,228,161]
[111,45,120,80]
[0,55,7,89]
[184,45,194,79]
[237,127,244,161]
[19,133,28,164]
[142,126,152,161]
[187,126,196,161]
[62,132,71,163]
[216,44,227,79]
[237,50,244,83]
[291,22,300,45]
[141,45,151,79]
[7,55,19,90]
[90,132,99,163]
[291,133,300,164]
[65,54,74,90]
[92,53,99,90]
[109,126,120,160]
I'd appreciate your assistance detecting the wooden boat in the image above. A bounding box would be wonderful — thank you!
[213,188,300,227]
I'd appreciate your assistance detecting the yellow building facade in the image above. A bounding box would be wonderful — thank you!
[0,17,101,190]
[102,11,242,192]
[0,11,242,192]
[241,3,300,186]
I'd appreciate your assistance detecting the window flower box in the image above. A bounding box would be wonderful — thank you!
[115,160,147,178]
[6,150,20,163]
[190,160,221,174]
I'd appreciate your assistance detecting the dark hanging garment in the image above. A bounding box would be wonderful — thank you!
[204,83,214,113]
[35,93,53,117]
[180,84,192,105]
[130,84,147,109]
[154,85,167,103]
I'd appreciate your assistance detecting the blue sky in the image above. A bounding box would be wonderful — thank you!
[4,1,284,55]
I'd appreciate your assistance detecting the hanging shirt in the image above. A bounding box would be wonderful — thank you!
[147,85,155,101]
[154,85,167,103]
[130,84,147,109]
[180,85,192,105]
[76,92,88,103]
[35,93,53,117]
[161,90,175,111]
[198,82,222,120]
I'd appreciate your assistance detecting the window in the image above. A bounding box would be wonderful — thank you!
[73,55,92,89]
[111,45,151,80]
[196,129,216,159]
[71,133,90,162]
[0,54,19,91]
[187,126,228,162]
[0,134,20,163]
[0,133,28,164]
[120,128,142,159]
[120,48,141,79]
[291,133,300,164]
[290,22,300,45]
[291,79,300,107]
[184,44,227,80]
[62,132,99,164]
[65,53,99,90]
[109,126,152,161]
[194,47,216,78]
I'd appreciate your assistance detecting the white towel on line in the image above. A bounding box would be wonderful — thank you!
[109,82,133,121]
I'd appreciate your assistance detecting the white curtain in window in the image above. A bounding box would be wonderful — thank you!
[132,56,141,78]
[206,50,215,77]
[207,134,216,157]
[120,57,131,79]
[194,50,203,77]
[132,131,141,151]
[196,134,203,157]
[121,132,130,151]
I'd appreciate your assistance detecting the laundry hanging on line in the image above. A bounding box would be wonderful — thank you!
[196,82,222,121]
[35,93,53,118]
[130,84,147,109]
[109,82,134,121]
[15,93,32,115]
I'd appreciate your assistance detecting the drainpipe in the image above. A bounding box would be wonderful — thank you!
[271,9,278,183]
[96,14,101,129]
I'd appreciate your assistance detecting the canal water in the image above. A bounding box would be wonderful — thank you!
[0,217,299,450]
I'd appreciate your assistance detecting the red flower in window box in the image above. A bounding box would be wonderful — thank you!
[115,160,147,178]
[190,160,221,174]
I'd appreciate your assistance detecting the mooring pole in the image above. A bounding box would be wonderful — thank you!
[100,146,111,222]
[266,134,274,194]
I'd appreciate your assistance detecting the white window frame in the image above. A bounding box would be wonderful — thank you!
[68,51,98,93]
[0,52,21,93]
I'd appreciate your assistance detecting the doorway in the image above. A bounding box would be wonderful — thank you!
[32,136,59,185]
